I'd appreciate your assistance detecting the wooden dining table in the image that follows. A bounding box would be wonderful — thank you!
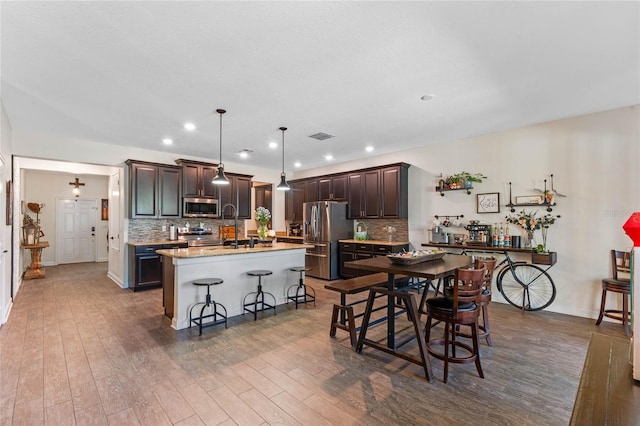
[345,253,472,380]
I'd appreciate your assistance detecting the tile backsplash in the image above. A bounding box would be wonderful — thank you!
[128,219,245,242]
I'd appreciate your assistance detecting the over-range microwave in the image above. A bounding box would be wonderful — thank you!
[183,197,219,218]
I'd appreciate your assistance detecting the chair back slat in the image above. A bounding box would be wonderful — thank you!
[611,250,631,281]
[474,257,497,290]
[451,267,486,318]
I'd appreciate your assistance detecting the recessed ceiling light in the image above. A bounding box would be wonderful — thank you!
[294,162,301,168]
[237,149,253,159]
[184,122,196,131]
[162,138,173,145]
[269,142,278,149]
[324,154,333,161]
[421,94,435,101]
[365,146,374,152]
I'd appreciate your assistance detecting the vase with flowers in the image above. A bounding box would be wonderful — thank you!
[382,225,396,242]
[505,209,560,251]
[255,206,271,240]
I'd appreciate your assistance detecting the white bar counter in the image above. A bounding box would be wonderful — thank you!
[156,242,310,330]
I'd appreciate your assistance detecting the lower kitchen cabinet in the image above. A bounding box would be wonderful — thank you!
[339,241,409,278]
[128,242,187,292]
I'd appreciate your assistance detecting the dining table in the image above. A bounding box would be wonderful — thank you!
[345,253,472,380]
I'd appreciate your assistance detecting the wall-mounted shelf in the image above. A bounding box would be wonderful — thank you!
[506,202,556,213]
[435,186,473,196]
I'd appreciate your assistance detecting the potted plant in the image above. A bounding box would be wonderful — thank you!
[446,171,487,189]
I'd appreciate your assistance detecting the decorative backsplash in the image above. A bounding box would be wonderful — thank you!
[359,219,408,241]
[128,219,245,242]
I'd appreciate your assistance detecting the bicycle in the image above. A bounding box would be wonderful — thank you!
[493,251,556,311]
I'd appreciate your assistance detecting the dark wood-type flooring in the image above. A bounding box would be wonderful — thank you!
[0,262,632,425]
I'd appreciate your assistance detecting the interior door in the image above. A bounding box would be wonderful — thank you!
[57,198,97,264]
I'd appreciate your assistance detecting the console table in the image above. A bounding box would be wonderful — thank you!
[20,241,49,279]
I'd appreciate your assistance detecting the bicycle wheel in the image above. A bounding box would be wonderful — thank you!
[497,264,556,311]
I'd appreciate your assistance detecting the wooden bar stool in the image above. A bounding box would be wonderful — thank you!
[189,278,228,336]
[286,266,315,309]
[424,267,485,383]
[596,250,631,336]
[243,270,277,320]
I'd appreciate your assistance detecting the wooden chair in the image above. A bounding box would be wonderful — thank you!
[596,250,631,336]
[424,266,486,383]
[454,257,497,346]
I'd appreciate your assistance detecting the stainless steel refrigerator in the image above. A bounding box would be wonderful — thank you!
[303,201,352,280]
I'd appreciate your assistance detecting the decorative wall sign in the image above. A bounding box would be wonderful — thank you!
[477,192,500,214]
[515,195,544,205]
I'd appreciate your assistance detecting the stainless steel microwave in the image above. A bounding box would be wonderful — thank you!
[183,197,219,218]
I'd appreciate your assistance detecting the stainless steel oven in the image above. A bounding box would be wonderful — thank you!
[183,197,218,218]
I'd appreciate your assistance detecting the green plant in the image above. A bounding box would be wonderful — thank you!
[446,171,487,184]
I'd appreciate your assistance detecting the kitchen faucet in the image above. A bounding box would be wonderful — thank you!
[221,203,239,249]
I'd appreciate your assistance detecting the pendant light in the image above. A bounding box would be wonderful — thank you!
[276,126,290,191]
[212,108,230,185]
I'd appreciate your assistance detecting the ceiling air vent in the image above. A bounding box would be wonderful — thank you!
[308,132,335,141]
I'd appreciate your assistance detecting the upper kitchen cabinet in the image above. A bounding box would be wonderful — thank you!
[175,159,217,197]
[318,174,347,201]
[348,170,381,219]
[285,181,305,222]
[347,163,409,219]
[127,160,181,219]
[218,173,253,219]
[380,164,408,218]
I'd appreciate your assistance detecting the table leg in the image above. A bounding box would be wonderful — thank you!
[387,273,395,349]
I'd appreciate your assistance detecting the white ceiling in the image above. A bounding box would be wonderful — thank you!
[2,1,639,172]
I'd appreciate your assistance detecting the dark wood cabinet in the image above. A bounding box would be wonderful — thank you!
[286,181,305,222]
[319,174,347,201]
[176,160,217,197]
[380,165,408,219]
[127,160,181,219]
[339,241,409,278]
[254,184,272,222]
[347,170,380,219]
[219,173,253,219]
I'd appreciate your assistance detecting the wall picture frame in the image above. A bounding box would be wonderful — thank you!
[477,192,500,214]
[5,180,12,225]
[515,195,543,205]
[101,199,109,221]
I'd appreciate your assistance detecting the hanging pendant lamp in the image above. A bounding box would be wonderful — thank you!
[212,108,230,185]
[276,127,290,191]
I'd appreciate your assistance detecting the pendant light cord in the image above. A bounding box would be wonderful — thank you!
[217,109,226,166]
[280,127,286,173]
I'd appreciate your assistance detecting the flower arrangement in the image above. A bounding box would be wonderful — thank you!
[505,209,560,251]
[255,206,271,225]
[382,225,396,241]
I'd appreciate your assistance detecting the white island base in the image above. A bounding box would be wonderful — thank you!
[157,243,308,330]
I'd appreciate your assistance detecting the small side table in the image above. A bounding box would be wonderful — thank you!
[20,241,49,279]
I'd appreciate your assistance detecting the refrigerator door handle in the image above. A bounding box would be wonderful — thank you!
[305,252,327,258]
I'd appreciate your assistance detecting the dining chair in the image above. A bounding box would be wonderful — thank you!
[453,257,497,346]
[595,249,631,335]
[424,266,486,383]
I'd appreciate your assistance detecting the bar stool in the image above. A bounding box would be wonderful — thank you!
[286,266,315,309]
[243,270,277,320]
[189,278,228,336]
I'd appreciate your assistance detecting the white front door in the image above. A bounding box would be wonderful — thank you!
[57,198,97,264]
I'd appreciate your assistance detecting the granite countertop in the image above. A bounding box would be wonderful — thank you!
[127,240,188,246]
[277,235,304,239]
[156,242,312,259]
[339,239,409,246]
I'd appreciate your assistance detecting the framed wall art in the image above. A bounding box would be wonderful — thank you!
[5,180,12,225]
[477,192,500,214]
[101,199,109,221]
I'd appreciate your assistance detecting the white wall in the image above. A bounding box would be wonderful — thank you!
[0,100,14,325]
[294,106,640,319]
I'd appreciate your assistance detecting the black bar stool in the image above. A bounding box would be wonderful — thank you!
[286,266,315,309]
[243,270,277,320]
[189,278,228,335]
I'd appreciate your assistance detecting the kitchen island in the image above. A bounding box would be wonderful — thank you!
[157,242,310,330]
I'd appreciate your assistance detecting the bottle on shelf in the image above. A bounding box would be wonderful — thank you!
[492,224,499,246]
[498,223,505,247]
[504,223,511,247]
